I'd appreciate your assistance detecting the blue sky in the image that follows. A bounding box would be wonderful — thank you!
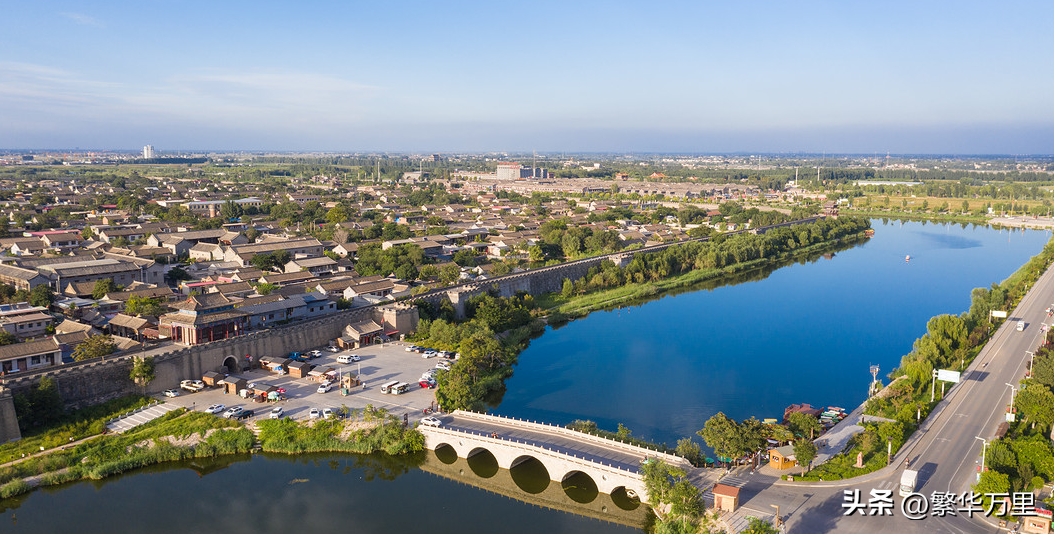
[2,1,1052,153]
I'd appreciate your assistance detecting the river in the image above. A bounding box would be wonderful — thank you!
[4,219,1050,533]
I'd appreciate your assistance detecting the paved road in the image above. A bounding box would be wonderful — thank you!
[439,412,672,473]
[745,262,1054,533]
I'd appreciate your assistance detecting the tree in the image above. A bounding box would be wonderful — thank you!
[793,438,818,474]
[220,199,244,220]
[528,245,544,262]
[125,295,165,317]
[0,330,15,346]
[1017,383,1054,430]
[453,249,476,267]
[675,437,702,466]
[243,226,260,243]
[698,412,745,461]
[255,282,277,296]
[439,264,461,284]
[72,334,117,361]
[326,205,349,224]
[130,356,156,391]
[29,285,54,308]
[92,278,118,299]
[166,265,191,284]
[13,376,64,431]
[787,412,823,439]
[561,278,575,298]
[742,517,780,534]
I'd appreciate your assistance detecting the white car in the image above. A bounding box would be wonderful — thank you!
[405,345,418,352]
[205,404,226,414]
[326,345,340,352]
[309,408,321,419]
[420,416,442,427]
[317,383,334,394]
[422,350,438,359]
[309,350,323,358]
[222,406,243,419]
[336,354,360,364]
[270,406,284,419]
[435,361,451,371]
[163,389,179,397]
[323,408,335,419]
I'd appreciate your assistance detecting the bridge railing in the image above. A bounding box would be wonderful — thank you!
[421,424,647,479]
[453,410,693,470]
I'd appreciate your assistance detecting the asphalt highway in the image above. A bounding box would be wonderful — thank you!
[745,261,1054,533]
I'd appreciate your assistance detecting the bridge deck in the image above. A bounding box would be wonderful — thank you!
[437,411,684,474]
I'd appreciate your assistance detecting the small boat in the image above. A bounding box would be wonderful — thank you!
[905,255,911,262]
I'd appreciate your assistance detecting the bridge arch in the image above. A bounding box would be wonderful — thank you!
[466,447,499,478]
[509,455,550,494]
[433,443,457,464]
[610,486,643,510]
[561,470,599,504]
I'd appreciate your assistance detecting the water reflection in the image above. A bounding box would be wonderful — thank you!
[419,449,649,529]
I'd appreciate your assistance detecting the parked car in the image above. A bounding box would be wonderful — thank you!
[322,408,335,419]
[235,409,254,420]
[270,407,284,419]
[308,350,322,358]
[223,406,244,419]
[336,354,360,364]
[163,389,180,397]
[317,383,334,394]
[419,379,436,389]
[309,407,321,419]
[420,416,442,427]
[422,350,438,359]
[439,351,456,359]
[326,345,340,352]
[405,345,418,352]
[413,346,428,353]
[205,404,226,414]
[435,361,451,371]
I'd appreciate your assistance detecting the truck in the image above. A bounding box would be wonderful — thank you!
[899,469,918,497]
[288,351,306,362]
[1017,321,1026,332]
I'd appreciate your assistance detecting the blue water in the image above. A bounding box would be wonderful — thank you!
[495,220,1051,446]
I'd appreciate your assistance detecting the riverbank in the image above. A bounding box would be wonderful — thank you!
[0,406,424,501]
[538,231,870,319]
[795,232,1054,481]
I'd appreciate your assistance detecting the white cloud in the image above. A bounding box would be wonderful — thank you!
[0,62,380,136]
[59,12,102,27]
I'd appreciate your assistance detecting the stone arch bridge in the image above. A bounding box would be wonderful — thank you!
[419,411,695,503]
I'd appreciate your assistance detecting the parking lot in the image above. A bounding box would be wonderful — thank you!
[161,341,447,423]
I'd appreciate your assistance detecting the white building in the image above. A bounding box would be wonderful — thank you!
[143,145,155,158]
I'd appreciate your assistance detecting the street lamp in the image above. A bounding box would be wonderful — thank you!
[1006,383,1018,415]
[975,436,988,475]
[1027,351,1036,377]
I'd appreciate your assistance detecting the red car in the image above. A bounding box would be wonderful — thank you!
[419,379,436,389]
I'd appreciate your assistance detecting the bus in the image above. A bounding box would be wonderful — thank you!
[379,381,399,394]
[390,382,410,395]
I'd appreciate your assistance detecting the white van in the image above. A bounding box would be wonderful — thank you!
[379,380,399,394]
[1017,321,1025,332]
[317,382,334,394]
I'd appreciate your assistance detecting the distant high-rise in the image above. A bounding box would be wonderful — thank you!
[142,145,155,159]
[432,154,441,162]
